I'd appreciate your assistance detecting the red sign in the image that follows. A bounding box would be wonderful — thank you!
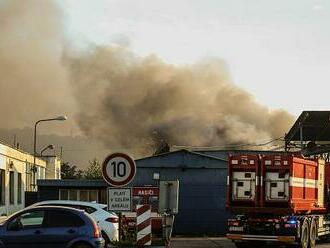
[133,187,159,196]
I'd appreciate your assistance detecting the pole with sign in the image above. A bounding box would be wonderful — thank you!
[102,153,136,241]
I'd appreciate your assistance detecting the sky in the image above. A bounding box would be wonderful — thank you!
[58,0,330,116]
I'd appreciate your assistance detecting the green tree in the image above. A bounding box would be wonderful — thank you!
[61,162,83,179]
[84,159,102,179]
[76,169,84,179]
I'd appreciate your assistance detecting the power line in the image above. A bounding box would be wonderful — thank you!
[60,137,285,153]
[173,136,285,150]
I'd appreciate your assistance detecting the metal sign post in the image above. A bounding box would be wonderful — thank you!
[159,180,179,215]
[158,180,179,245]
[102,153,136,242]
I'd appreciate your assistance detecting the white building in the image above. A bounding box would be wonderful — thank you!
[0,141,61,216]
[43,156,61,180]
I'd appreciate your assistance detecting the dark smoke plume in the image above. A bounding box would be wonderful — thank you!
[67,46,294,156]
[0,0,294,158]
[0,0,75,134]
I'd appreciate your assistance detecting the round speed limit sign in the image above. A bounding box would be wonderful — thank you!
[102,153,136,187]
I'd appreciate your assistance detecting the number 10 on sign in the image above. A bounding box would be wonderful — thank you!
[102,153,136,187]
[112,161,127,177]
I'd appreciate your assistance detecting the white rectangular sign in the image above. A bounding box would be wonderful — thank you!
[159,180,179,215]
[108,188,132,212]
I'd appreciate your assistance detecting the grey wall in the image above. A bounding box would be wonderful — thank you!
[37,187,59,202]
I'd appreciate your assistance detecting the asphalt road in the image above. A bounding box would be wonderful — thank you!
[171,237,235,248]
[171,237,330,248]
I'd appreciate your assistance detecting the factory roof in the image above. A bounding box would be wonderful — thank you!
[285,111,330,142]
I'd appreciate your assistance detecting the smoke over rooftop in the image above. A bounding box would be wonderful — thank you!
[0,0,75,134]
[67,46,294,155]
[0,0,294,159]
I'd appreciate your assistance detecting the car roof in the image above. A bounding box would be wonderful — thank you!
[34,200,107,209]
[6,206,86,221]
[26,206,88,214]
[5,206,97,226]
[33,200,118,217]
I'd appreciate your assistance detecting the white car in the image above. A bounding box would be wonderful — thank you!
[31,200,119,244]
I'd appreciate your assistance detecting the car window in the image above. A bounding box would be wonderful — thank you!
[45,210,84,228]
[40,203,96,214]
[79,206,96,214]
[8,210,45,230]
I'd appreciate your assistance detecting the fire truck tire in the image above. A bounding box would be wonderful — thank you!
[299,218,310,248]
[309,218,317,248]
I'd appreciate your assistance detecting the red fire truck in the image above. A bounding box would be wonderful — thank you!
[226,153,330,248]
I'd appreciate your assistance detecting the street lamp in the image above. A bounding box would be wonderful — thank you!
[40,144,55,156]
[32,115,67,189]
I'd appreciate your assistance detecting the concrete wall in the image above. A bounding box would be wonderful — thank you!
[44,156,61,179]
[0,143,46,216]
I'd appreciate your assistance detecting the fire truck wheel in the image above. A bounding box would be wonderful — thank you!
[300,218,310,248]
[309,218,317,248]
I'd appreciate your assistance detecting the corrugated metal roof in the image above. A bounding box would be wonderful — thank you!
[285,111,330,142]
[194,149,292,159]
[136,149,226,162]
[136,149,227,169]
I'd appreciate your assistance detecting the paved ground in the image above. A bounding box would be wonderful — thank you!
[171,237,330,248]
[171,237,235,247]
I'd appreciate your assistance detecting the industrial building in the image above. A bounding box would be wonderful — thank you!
[36,111,330,235]
[37,149,231,234]
[36,148,304,235]
[0,141,61,216]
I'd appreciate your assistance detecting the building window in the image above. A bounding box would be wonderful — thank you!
[69,189,78,200]
[100,189,107,204]
[89,190,98,202]
[17,173,22,204]
[59,189,69,200]
[9,171,14,204]
[0,169,5,206]
[59,189,99,202]
[79,190,89,201]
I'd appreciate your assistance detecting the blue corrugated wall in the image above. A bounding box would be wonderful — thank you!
[132,151,232,235]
